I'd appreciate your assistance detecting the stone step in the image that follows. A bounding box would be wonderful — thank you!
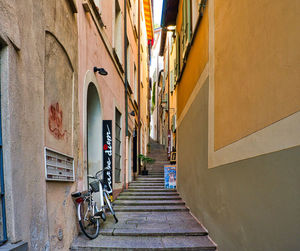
[144,174,164,176]
[125,189,175,192]
[130,182,164,185]
[135,180,164,183]
[117,196,181,200]
[136,177,164,180]
[114,200,185,206]
[114,205,189,212]
[129,185,165,189]
[71,235,216,250]
[129,183,164,187]
[97,219,208,237]
[119,192,179,196]
[131,181,164,184]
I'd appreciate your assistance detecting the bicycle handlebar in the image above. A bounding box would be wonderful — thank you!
[88,169,104,180]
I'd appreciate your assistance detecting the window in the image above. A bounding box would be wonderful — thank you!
[175,32,180,80]
[134,64,137,101]
[127,38,131,86]
[114,0,123,63]
[181,0,192,55]
[133,0,138,31]
[114,108,122,183]
[192,0,201,32]
[162,72,165,91]
[170,70,174,93]
[94,0,102,13]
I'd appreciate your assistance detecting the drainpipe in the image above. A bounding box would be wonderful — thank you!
[137,0,141,173]
[167,35,170,159]
[156,50,159,142]
[124,0,129,188]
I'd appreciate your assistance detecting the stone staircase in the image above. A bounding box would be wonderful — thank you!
[71,141,216,250]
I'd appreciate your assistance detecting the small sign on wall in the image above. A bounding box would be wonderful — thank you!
[103,120,113,195]
[45,148,74,182]
[164,165,176,189]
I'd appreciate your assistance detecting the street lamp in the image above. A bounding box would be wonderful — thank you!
[94,67,108,75]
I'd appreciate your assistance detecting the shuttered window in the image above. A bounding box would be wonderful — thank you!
[170,70,174,93]
[181,0,192,57]
[175,32,180,81]
[115,108,122,183]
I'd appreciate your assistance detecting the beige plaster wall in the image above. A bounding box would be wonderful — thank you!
[44,0,79,250]
[177,80,300,251]
[214,0,300,150]
[0,0,79,250]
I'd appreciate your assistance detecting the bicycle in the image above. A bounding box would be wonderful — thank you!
[71,170,118,239]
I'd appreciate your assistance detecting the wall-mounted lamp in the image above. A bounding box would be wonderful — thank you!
[129,111,135,116]
[94,67,108,76]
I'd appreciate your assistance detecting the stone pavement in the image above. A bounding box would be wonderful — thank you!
[71,141,216,250]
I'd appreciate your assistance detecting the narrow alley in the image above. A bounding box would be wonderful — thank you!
[71,141,216,250]
[0,0,299,250]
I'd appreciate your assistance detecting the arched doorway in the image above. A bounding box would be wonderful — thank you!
[87,83,102,179]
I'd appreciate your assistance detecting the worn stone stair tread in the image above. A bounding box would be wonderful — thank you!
[131,181,164,183]
[113,227,207,236]
[130,179,164,184]
[117,196,181,200]
[146,176,164,178]
[129,186,165,189]
[129,184,165,187]
[130,183,165,186]
[114,205,188,212]
[99,225,208,237]
[125,189,176,192]
[114,200,185,206]
[120,192,179,196]
[71,235,216,250]
[137,176,164,180]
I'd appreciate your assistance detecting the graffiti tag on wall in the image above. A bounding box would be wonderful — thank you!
[48,102,67,140]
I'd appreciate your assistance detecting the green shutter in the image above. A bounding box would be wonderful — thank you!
[176,32,180,80]
[170,70,174,92]
[182,0,186,45]
[187,0,192,42]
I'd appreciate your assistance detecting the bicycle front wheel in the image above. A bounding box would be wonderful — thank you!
[78,200,100,239]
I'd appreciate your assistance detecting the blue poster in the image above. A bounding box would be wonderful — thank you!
[164,165,176,189]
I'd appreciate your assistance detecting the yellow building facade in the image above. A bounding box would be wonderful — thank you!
[161,0,300,250]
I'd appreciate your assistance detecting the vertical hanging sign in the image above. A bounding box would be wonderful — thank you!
[103,120,113,195]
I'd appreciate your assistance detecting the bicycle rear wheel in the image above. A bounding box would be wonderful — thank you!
[78,200,100,239]
[104,192,118,223]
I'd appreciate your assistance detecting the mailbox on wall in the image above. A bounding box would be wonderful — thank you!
[44,148,74,182]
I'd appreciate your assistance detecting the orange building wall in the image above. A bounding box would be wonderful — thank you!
[177,5,209,118]
[214,0,300,150]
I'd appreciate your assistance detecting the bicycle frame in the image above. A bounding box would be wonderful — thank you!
[97,179,104,212]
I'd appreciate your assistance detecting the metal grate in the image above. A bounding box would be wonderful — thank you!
[45,148,74,182]
[115,109,122,183]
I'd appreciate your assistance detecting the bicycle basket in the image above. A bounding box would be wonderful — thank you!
[89,181,100,192]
